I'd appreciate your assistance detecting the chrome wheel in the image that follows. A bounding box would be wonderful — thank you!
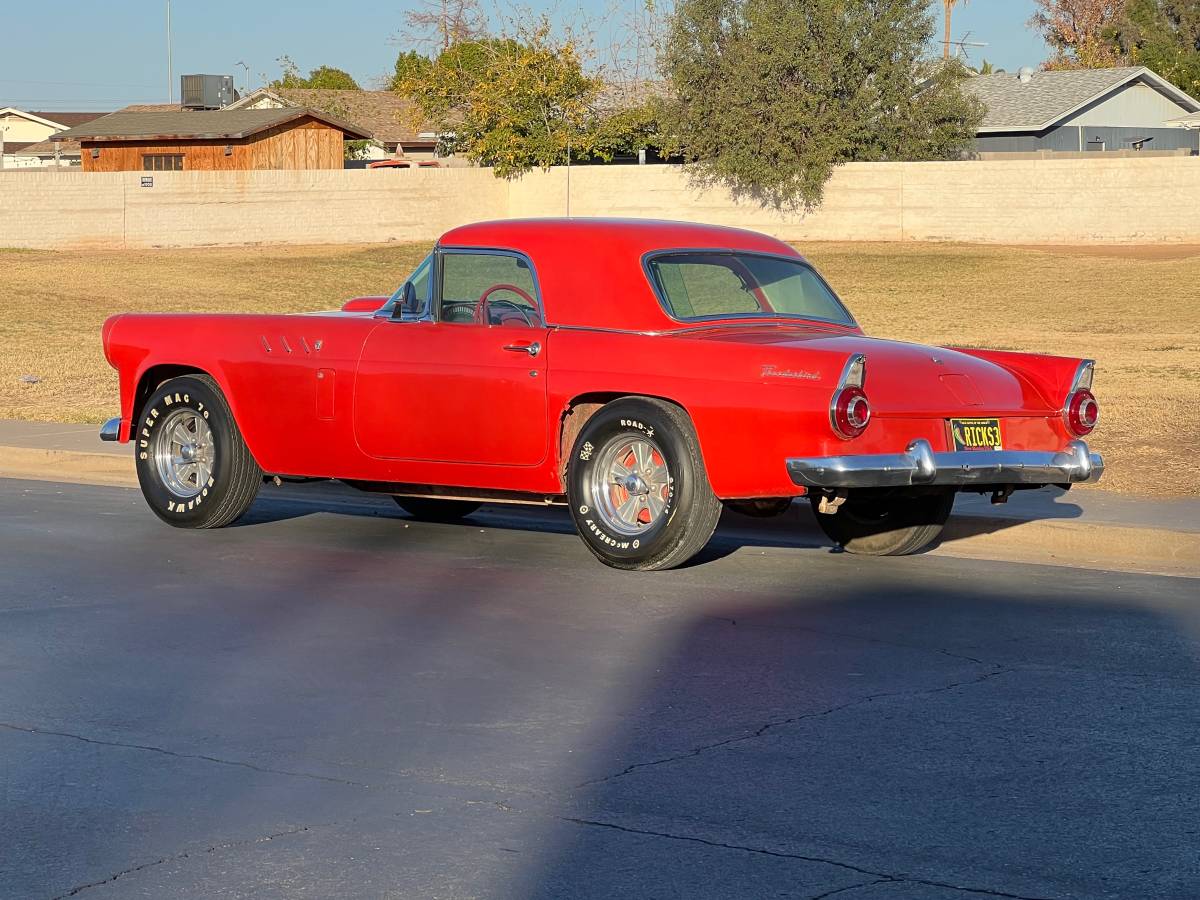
[588,436,672,536]
[153,408,214,499]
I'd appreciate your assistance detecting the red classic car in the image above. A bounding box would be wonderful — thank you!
[100,218,1102,570]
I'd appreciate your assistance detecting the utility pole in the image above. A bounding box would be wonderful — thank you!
[166,0,174,103]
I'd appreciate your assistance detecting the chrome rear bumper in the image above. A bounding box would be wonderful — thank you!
[787,439,1103,489]
[99,417,121,442]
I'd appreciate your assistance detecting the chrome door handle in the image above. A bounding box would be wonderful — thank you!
[503,341,541,357]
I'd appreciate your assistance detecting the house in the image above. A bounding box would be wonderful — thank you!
[51,108,372,172]
[229,88,438,160]
[964,66,1200,156]
[0,108,108,167]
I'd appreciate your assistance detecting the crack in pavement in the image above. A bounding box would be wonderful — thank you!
[578,667,1014,788]
[0,722,369,788]
[561,817,1057,900]
[50,824,323,899]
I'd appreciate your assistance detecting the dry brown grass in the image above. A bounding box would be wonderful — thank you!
[1,241,1195,497]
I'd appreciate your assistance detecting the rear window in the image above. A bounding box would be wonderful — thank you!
[647,252,854,325]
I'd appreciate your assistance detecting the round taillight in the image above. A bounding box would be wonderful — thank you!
[1067,388,1098,436]
[832,386,871,439]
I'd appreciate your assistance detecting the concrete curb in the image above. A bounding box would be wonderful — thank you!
[933,516,1199,579]
[1,443,1196,578]
[0,445,137,488]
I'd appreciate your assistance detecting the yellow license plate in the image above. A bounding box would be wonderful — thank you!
[950,418,1003,451]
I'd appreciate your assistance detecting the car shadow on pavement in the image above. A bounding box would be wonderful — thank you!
[502,578,1200,900]
[230,480,1088,562]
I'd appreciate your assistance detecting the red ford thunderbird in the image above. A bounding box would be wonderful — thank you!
[100,218,1102,570]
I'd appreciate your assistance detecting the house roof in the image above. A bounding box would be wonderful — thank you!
[963,66,1200,133]
[15,137,81,156]
[27,111,109,128]
[1168,111,1200,128]
[51,107,372,142]
[229,88,434,145]
[119,103,183,113]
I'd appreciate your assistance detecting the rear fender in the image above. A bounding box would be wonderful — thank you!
[948,347,1091,411]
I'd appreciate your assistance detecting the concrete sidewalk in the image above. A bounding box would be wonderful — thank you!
[0,418,1196,577]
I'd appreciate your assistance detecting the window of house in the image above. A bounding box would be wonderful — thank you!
[143,154,184,171]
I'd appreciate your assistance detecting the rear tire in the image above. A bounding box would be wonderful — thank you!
[392,496,481,521]
[566,398,721,571]
[811,490,954,556]
[134,374,261,529]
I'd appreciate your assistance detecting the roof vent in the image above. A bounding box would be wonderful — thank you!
[181,74,238,110]
[1018,66,1035,84]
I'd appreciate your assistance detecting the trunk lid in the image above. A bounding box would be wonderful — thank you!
[684,324,1053,416]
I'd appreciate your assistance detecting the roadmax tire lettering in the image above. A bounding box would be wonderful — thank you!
[619,418,654,438]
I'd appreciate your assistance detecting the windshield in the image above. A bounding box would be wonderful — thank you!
[386,253,433,315]
[646,252,855,326]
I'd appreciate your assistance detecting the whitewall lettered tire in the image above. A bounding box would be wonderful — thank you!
[567,398,721,571]
[134,374,261,529]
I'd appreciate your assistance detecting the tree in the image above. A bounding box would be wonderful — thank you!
[1029,0,1127,69]
[1113,0,1200,95]
[390,50,433,91]
[402,0,488,52]
[270,57,361,90]
[660,0,984,209]
[397,24,603,177]
[589,99,667,161]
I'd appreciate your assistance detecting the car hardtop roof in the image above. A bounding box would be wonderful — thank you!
[439,217,802,260]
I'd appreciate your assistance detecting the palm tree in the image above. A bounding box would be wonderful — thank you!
[943,0,969,60]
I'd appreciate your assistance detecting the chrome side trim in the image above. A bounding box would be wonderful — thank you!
[787,439,1104,489]
[100,417,121,442]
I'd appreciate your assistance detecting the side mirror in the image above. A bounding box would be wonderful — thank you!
[391,281,419,319]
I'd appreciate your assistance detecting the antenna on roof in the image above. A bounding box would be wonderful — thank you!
[943,31,988,63]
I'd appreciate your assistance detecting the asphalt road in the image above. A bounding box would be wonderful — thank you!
[2,478,1198,900]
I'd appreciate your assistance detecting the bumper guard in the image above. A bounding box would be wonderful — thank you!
[99,417,121,442]
[787,439,1103,489]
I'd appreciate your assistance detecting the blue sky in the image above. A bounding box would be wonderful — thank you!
[2,1,1049,112]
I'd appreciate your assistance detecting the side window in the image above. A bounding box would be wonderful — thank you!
[439,252,541,327]
[653,260,758,317]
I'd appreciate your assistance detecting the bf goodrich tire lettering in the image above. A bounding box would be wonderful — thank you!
[134,374,261,529]
[567,398,721,571]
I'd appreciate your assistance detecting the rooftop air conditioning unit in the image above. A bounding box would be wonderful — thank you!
[181,74,238,110]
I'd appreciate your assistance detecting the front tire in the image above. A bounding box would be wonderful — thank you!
[134,374,261,529]
[567,398,721,571]
[810,490,954,556]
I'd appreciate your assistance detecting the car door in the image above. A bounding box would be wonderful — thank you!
[353,248,550,466]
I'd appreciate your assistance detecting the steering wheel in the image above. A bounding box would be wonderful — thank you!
[475,283,538,325]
